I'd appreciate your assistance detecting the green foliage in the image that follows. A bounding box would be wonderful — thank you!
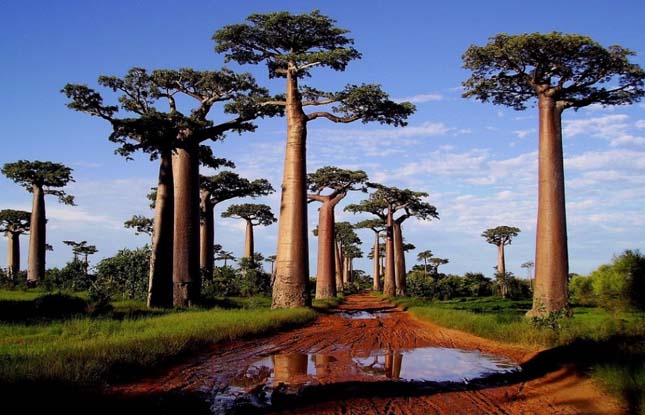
[123,215,153,236]
[201,171,274,205]
[221,203,276,226]
[1,160,75,204]
[481,225,520,246]
[90,246,150,303]
[203,263,271,298]
[0,209,30,234]
[590,250,645,311]
[569,275,595,306]
[214,10,361,78]
[462,32,645,110]
[307,166,368,195]
[406,271,495,300]
[43,259,89,292]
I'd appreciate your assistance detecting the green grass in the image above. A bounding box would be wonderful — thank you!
[0,291,315,387]
[390,295,645,413]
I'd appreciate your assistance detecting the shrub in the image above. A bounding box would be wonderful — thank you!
[90,246,150,303]
[43,259,89,291]
[591,250,645,311]
[406,271,435,298]
[569,275,595,306]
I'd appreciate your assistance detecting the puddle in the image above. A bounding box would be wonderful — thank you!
[353,347,519,383]
[337,311,377,319]
[211,347,520,413]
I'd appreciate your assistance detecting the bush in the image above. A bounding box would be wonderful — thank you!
[591,250,645,311]
[90,246,150,303]
[406,271,435,298]
[43,259,89,292]
[569,275,595,306]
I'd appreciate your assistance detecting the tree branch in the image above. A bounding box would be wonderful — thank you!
[306,112,361,123]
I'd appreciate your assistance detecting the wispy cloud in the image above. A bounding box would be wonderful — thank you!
[394,93,443,104]
[564,114,645,146]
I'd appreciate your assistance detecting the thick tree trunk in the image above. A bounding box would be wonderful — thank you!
[147,153,174,308]
[273,69,310,308]
[528,96,569,316]
[393,221,406,296]
[244,219,254,263]
[315,202,336,299]
[497,244,507,298]
[335,240,344,292]
[27,185,45,284]
[7,232,20,279]
[383,206,396,297]
[172,138,201,307]
[372,231,381,291]
[199,192,214,280]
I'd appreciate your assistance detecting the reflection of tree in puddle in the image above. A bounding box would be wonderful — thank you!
[272,353,308,384]
[313,354,337,377]
[355,349,402,379]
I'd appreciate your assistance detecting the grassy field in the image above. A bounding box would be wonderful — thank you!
[392,295,645,413]
[0,289,316,387]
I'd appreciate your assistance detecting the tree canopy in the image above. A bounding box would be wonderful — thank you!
[307,166,367,198]
[2,161,75,204]
[221,203,277,226]
[482,226,521,247]
[462,32,645,110]
[0,210,31,234]
[124,215,153,236]
[201,171,274,204]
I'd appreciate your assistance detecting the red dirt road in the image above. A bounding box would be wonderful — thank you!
[112,293,625,414]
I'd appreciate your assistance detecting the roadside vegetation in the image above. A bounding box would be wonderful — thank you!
[390,249,645,413]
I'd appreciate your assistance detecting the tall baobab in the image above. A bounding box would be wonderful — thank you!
[221,203,277,266]
[308,167,367,299]
[200,172,273,278]
[64,68,280,307]
[430,257,449,275]
[355,219,386,291]
[2,161,75,285]
[416,250,434,277]
[215,10,415,308]
[482,226,521,298]
[346,185,438,296]
[522,260,535,291]
[463,32,645,316]
[0,209,30,279]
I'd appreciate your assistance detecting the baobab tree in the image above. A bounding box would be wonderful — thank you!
[2,161,75,285]
[0,209,30,279]
[346,185,438,296]
[482,226,520,298]
[343,244,363,284]
[265,255,277,282]
[522,260,535,290]
[355,219,386,291]
[64,68,280,307]
[463,32,645,315]
[215,250,236,268]
[200,172,273,278]
[317,221,361,291]
[215,10,415,308]
[63,240,98,277]
[430,257,449,275]
[417,250,434,277]
[221,203,277,266]
[308,167,368,299]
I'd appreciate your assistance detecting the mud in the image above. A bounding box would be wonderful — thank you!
[110,293,625,414]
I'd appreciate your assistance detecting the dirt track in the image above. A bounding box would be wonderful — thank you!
[112,293,625,414]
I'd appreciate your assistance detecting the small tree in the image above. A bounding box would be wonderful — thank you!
[2,161,75,285]
[463,32,645,316]
[0,209,30,279]
[215,250,236,268]
[308,166,367,299]
[200,172,274,278]
[521,260,535,290]
[215,10,415,308]
[221,204,277,266]
[416,250,434,277]
[482,226,520,298]
[430,257,449,275]
[63,240,98,277]
[355,219,386,291]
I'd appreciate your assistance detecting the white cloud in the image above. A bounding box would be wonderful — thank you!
[513,129,535,139]
[563,114,645,147]
[394,93,443,104]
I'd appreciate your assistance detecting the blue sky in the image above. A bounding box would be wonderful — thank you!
[1,0,644,279]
